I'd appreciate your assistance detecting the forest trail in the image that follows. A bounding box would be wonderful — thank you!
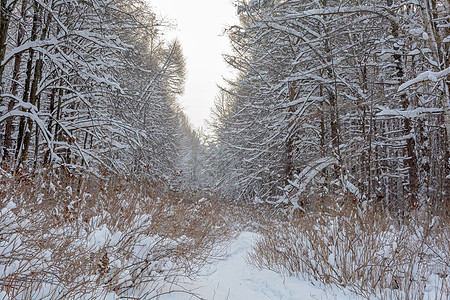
[161,232,354,300]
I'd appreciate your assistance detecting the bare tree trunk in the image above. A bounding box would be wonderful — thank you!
[2,0,28,162]
[387,0,419,211]
[324,35,341,179]
[0,0,18,89]
[0,0,17,161]
[43,88,56,164]
[320,0,341,160]
[285,81,298,183]
[15,0,40,167]
[20,57,43,166]
[23,5,51,168]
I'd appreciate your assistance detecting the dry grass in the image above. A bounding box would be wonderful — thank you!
[0,168,233,299]
[249,201,450,299]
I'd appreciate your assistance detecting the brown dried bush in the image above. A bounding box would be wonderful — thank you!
[0,168,231,299]
[249,201,449,299]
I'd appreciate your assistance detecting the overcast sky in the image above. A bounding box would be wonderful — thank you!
[150,0,238,130]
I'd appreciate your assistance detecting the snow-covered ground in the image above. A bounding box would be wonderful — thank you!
[161,232,358,300]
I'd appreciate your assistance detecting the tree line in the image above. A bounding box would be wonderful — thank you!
[1,0,448,213]
[0,0,198,181]
[205,0,449,213]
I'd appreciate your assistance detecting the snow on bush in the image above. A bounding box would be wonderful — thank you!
[0,169,230,299]
[249,202,449,299]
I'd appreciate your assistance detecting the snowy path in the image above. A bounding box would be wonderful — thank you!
[161,232,356,300]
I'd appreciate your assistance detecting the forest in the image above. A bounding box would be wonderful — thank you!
[0,0,449,299]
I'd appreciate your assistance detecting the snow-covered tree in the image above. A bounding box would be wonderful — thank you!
[0,0,187,182]
[207,0,449,212]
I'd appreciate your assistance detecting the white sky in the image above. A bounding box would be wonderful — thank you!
[149,0,238,130]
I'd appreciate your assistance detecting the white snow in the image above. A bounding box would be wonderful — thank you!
[160,232,358,300]
[87,224,111,251]
[376,106,442,118]
[281,157,338,209]
[407,49,420,56]
[398,67,450,92]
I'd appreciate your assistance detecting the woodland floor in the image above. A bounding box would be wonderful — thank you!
[160,231,359,300]
[0,171,448,299]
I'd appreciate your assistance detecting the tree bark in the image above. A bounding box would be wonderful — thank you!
[0,0,18,90]
[2,0,28,162]
[15,0,40,167]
